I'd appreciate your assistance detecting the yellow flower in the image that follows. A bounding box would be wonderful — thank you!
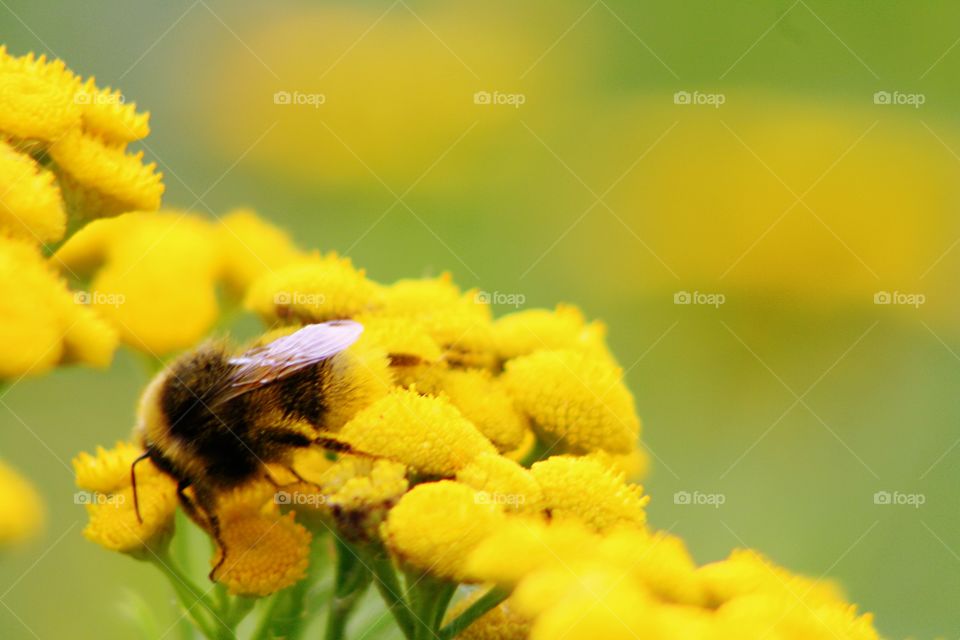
[464,517,595,586]
[75,77,150,143]
[0,234,117,378]
[73,441,177,555]
[338,387,496,476]
[245,253,382,324]
[715,592,879,640]
[381,480,503,581]
[216,208,303,295]
[0,48,161,223]
[281,452,408,541]
[0,460,44,545]
[354,313,446,391]
[502,349,640,454]
[0,48,81,142]
[375,274,496,369]
[0,138,65,244]
[445,592,531,640]
[530,455,648,532]
[596,528,704,606]
[212,510,311,597]
[590,447,650,481]
[697,549,847,609]
[55,211,221,354]
[502,428,536,464]
[50,129,163,219]
[456,452,542,514]
[492,305,613,364]
[440,368,528,451]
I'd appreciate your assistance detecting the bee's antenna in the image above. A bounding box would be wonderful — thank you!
[130,452,150,524]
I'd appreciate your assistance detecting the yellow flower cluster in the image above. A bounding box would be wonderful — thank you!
[0,47,163,239]
[0,460,44,546]
[55,208,306,354]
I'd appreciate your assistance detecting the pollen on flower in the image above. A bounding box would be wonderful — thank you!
[339,387,496,476]
[502,348,640,454]
[0,50,81,142]
[212,510,311,597]
[381,481,504,581]
[354,313,446,391]
[375,274,496,369]
[245,253,382,324]
[76,77,151,143]
[530,455,648,532]
[73,440,145,493]
[440,369,528,451]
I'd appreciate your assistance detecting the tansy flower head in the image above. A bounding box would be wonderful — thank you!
[464,517,596,586]
[375,274,496,369]
[715,592,879,640]
[245,253,382,324]
[530,455,648,532]
[492,304,613,364]
[596,528,704,606]
[0,138,65,243]
[50,129,163,220]
[0,234,117,378]
[440,368,528,451]
[0,460,44,545]
[354,313,446,392]
[212,510,311,597]
[55,211,221,354]
[590,446,650,481]
[503,348,640,454]
[338,387,496,476]
[73,441,177,556]
[216,208,303,295]
[0,48,81,142]
[75,77,150,143]
[381,480,503,581]
[456,452,542,514]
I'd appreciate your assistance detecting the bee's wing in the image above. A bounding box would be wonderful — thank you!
[214,320,363,404]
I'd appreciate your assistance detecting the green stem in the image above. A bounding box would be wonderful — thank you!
[368,553,416,639]
[405,572,455,640]
[519,436,554,467]
[149,552,221,639]
[438,588,511,640]
[256,536,330,640]
[324,537,372,640]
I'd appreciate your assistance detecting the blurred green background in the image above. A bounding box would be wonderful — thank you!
[2,1,960,637]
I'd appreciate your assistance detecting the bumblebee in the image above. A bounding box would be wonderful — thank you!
[131,321,369,575]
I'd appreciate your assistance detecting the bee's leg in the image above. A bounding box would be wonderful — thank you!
[206,512,226,582]
[314,434,353,453]
[176,483,228,582]
[129,452,151,524]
